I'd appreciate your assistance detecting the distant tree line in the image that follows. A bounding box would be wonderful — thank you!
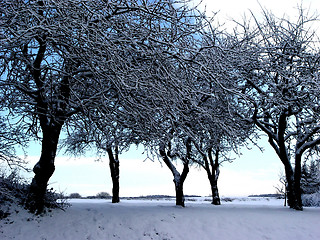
[1,0,320,214]
[68,192,111,199]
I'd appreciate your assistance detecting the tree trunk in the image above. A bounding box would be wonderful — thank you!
[205,168,221,205]
[293,153,303,209]
[205,148,221,205]
[159,144,189,207]
[174,162,189,207]
[210,178,221,205]
[284,165,302,210]
[268,114,303,210]
[25,125,61,214]
[174,179,185,207]
[107,147,120,203]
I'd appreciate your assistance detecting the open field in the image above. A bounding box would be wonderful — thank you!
[1,197,320,240]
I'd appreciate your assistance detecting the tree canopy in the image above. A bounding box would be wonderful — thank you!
[1,1,320,212]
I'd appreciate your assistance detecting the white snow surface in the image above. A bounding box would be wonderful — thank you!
[1,197,319,240]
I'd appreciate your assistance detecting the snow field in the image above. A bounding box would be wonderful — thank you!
[1,198,319,240]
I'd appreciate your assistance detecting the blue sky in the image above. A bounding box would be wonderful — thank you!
[13,0,320,198]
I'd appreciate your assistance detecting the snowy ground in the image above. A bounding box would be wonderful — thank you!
[1,197,319,240]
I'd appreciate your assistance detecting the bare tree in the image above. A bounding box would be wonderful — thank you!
[89,1,208,207]
[64,110,136,204]
[0,0,114,213]
[62,0,206,207]
[173,24,256,205]
[274,171,287,206]
[235,8,320,210]
[1,0,192,213]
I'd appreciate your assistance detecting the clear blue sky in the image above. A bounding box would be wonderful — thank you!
[15,0,320,198]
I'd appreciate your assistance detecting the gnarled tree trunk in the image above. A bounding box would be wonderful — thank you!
[25,123,62,214]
